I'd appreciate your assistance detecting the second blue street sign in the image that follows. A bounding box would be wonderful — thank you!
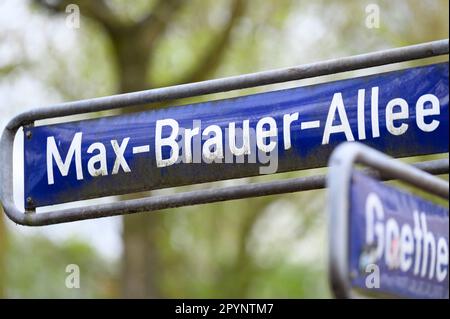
[24,62,449,208]
[349,172,449,298]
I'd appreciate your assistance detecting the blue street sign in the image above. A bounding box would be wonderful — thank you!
[24,62,449,208]
[349,172,449,298]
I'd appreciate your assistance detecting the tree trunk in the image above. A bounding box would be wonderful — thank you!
[121,212,161,298]
[111,30,163,298]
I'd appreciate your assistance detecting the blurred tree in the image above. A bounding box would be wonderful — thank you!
[16,0,447,299]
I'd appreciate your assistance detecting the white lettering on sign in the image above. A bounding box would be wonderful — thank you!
[87,142,108,177]
[47,132,83,185]
[229,120,251,156]
[155,118,179,168]
[416,94,441,132]
[283,112,298,150]
[44,90,442,185]
[322,92,355,144]
[202,124,224,163]
[111,138,131,174]
[256,117,277,153]
[46,134,132,184]
[365,192,449,282]
[386,98,409,136]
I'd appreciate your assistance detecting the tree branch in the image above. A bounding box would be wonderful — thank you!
[34,0,123,32]
[177,0,246,85]
[0,62,22,77]
[136,0,185,49]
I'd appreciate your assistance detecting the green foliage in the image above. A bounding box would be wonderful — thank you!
[5,233,118,298]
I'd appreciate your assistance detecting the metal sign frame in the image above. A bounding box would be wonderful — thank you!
[327,142,449,299]
[0,39,449,226]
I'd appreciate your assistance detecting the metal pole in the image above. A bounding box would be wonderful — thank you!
[7,158,450,226]
[7,39,449,128]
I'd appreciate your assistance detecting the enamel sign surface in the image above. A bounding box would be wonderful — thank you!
[23,62,449,208]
